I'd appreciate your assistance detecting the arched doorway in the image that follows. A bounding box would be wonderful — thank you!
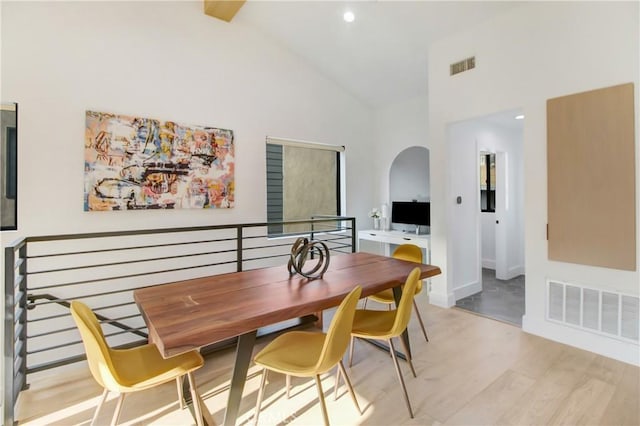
[389,146,430,233]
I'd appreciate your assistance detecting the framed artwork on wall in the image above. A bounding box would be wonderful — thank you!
[84,110,234,211]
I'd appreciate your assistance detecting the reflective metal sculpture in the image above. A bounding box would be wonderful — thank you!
[287,237,330,279]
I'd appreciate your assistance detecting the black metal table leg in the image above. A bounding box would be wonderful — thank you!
[361,338,407,360]
[223,330,258,426]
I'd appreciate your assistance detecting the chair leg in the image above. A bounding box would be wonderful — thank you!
[254,369,268,426]
[338,360,362,415]
[349,336,355,367]
[90,388,109,426]
[397,334,417,378]
[314,375,330,426]
[177,376,185,409]
[413,300,429,342]
[286,374,291,399]
[388,339,414,419]
[187,372,204,426]
[333,366,341,401]
[110,393,125,426]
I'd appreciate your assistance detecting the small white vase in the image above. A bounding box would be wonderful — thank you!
[373,218,380,230]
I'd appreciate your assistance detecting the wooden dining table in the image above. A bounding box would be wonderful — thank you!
[134,251,441,426]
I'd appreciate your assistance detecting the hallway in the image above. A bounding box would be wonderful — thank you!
[456,268,525,326]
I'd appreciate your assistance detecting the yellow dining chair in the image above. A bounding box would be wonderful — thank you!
[70,301,205,426]
[349,267,421,418]
[253,286,363,426]
[366,244,429,342]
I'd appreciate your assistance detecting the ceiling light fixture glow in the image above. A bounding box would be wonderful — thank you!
[343,11,355,23]
[515,114,525,120]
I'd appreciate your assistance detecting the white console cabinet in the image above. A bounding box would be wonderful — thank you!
[358,229,430,260]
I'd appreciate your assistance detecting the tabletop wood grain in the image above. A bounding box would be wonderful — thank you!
[134,252,441,358]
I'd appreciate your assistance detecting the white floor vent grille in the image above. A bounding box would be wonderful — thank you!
[547,280,639,343]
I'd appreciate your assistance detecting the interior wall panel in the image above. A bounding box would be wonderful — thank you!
[547,82,636,271]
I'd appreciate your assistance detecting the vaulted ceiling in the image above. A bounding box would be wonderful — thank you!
[219,1,523,109]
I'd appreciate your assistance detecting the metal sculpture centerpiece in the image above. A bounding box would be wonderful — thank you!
[287,237,330,279]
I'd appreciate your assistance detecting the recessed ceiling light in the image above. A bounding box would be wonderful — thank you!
[515,114,525,120]
[343,11,355,23]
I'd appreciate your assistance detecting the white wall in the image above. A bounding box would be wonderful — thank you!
[0,0,377,403]
[0,1,375,242]
[428,2,639,364]
[373,96,429,207]
[358,97,430,255]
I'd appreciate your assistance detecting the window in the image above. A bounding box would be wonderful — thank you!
[480,152,495,212]
[2,103,17,230]
[266,137,343,235]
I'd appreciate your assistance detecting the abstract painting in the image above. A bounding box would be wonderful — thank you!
[84,111,234,211]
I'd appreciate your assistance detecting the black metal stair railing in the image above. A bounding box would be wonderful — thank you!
[3,216,356,426]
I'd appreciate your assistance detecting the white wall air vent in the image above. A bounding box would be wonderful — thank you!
[547,280,639,342]
[450,56,476,76]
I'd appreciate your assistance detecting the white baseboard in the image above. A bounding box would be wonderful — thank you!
[482,259,495,269]
[496,265,525,280]
[522,314,640,366]
[454,280,482,301]
[508,264,525,277]
[482,263,524,279]
[429,290,456,308]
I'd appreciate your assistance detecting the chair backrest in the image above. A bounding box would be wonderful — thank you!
[392,244,423,293]
[392,244,422,263]
[315,286,362,373]
[70,301,121,391]
[388,267,421,337]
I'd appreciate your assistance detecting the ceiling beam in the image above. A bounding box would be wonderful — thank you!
[204,0,246,23]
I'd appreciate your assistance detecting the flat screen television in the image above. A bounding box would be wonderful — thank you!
[391,201,430,226]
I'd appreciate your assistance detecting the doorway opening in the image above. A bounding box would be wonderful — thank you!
[448,109,525,326]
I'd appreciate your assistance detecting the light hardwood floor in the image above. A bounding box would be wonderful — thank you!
[16,295,639,426]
